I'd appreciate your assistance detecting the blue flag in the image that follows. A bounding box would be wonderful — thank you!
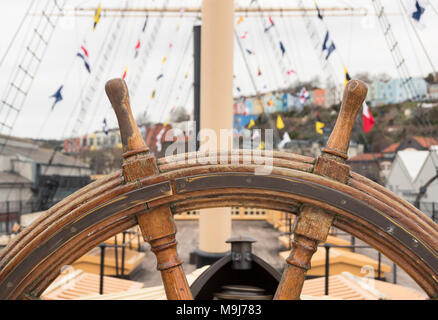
[102,118,108,135]
[316,3,323,20]
[50,85,63,110]
[322,31,336,60]
[412,1,425,22]
[280,41,286,56]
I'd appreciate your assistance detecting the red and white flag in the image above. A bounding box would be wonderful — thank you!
[362,102,375,133]
[299,87,309,104]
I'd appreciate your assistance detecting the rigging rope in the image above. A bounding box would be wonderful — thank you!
[0,0,65,154]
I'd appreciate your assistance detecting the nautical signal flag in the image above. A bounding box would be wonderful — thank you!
[122,67,127,80]
[257,141,265,150]
[411,0,426,22]
[161,55,168,64]
[322,32,336,60]
[286,69,296,76]
[362,102,375,133]
[277,115,285,130]
[315,111,322,122]
[237,16,244,25]
[240,31,248,39]
[134,40,141,58]
[344,66,351,86]
[280,41,286,56]
[248,119,256,129]
[299,87,310,104]
[267,98,274,107]
[151,89,156,99]
[156,74,164,80]
[278,132,291,149]
[77,45,90,73]
[264,16,275,32]
[102,118,108,135]
[409,0,428,28]
[315,0,324,20]
[257,67,262,76]
[50,85,63,110]
[93,3,102,30]
[246,49,254,55]
[316,121,325,135]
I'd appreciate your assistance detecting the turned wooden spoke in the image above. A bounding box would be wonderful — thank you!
[105,78,193,300]
[274,80,368,300]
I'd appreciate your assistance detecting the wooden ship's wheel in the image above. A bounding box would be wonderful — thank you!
[0,79,437,300]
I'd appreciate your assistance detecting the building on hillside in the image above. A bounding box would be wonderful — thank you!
[348,153,390,183]
[393,78,428,103]
[312,89,326,107]
[0,135,91,233]
[367,81,378,104]
[414,147,438,220]
[369,78,428,106]
[386,149,438,220]
[64,129,122,153]
[381,136,438,159]
[427,83,438,100]
[305,90,314,107]
[325,85,343,108]
[348,136,438,184]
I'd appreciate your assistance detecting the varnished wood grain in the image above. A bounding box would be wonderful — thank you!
[137,206,193,300]
[274,80,368,300]
[105,79,149,155]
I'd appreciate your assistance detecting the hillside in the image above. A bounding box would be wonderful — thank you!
[250,102,438,153]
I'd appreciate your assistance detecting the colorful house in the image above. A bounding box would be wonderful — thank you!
[369,78,428,106]
[253,97,264,114]
[313,89,326,107]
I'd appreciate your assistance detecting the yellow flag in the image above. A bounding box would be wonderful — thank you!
[163,117,170,127]
[257,141,265,150]
[277,115,285,130]
[151,89,156,99]
[344,65,351,86]
[237,16,244,25]
[93,3,102,30]
[162,55,168,64]
[248,119,255,129]
[316,121,325,134]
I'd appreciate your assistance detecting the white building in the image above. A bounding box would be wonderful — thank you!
[386,148,438,220]
[0,135,91,203]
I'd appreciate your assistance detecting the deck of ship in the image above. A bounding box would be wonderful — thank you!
[129,220,425,295]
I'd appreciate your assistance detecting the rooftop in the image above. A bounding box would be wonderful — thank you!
[2,143,89,168]
[349,153,383,162]
[397,150,430,181]
[0,171,32,185]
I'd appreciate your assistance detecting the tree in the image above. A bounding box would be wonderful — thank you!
[425,72,438,84]
[352,72,373,84]
[375,72,391,82]
[170,106,190,123]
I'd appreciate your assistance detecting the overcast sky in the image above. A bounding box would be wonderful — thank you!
[0,0,437,140]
